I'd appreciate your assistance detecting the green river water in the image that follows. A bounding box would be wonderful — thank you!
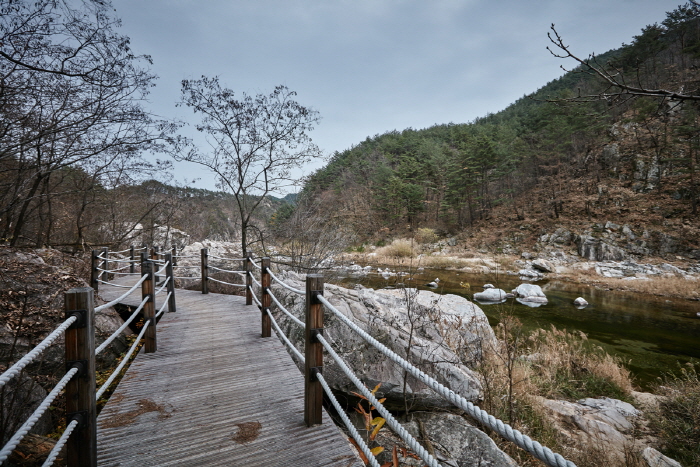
[332,267,700,390]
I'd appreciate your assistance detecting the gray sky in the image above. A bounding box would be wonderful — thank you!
[116,0,681,193]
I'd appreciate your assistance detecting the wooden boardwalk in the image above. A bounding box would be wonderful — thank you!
[95,280,362,466]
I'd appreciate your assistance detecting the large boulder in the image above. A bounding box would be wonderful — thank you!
[363,411,517,466]
[271,272,497,409]
[473,287,508,303]
[531,258,555,273]
[513,284,548,304]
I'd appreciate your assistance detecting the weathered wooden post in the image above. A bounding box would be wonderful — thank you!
[90,250,99,292]
[151,246,160,284]
[165,253,176,313]
[129,245,135,274]
[100,247,108,283]
[141,260,157,353]
[64,287,97,467]
[304,274,324,427]
[201,248,209,294]
[245,253,253,306]
[171,246,177,267]
[261,257,271,337]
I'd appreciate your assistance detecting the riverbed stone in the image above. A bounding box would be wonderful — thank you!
[531,258,554,273]
[574,297,588,307]
[513,283,547,303]
[473,288,508,302]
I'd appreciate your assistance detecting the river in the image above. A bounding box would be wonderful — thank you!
[331,267,700,390]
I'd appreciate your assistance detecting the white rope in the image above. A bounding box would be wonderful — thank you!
[266,309,305,362]
[108,258,137,264]
[174,254,199,259]
[111,248,132,255]
[249,272,261,288]
[0,367,79,463]
[268,289,305,328]
[208,264,246,274]
[41,419,79,467]
[173,264,199,269]
[208,254,245,261]
[155,261,169,276]
[155,276,171,296]
[0,316,77,388]
[95,252,107,260]
[317,373,381,467]
[156,293,171,318]
[173,275,198,280]
[96,279,133,288]
[101,263,133,273]
[317,334,441,467]
[251,260,262,270]
[268,269,304,295]
[96,321,150,400]
[317,295,576,467]
[94,274,148,312]
[208,277,245,287]
[110,270,139,276]
[95,296,149,356]
[251,291,263,308]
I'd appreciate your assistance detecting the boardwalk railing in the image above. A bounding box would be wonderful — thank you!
[0,246,176,466]
[1,245,576,467]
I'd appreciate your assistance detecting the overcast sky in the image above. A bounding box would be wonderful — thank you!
[116,0,681,193]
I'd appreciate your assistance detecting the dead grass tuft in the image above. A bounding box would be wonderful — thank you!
[374,238,416,259]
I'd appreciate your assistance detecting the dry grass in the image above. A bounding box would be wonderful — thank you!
[561,270,700,299]
[413,228,439,244]
[420,255,469,269]
[374,238,416,259]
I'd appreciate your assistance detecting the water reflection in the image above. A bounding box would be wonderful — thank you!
[332,267,700,390]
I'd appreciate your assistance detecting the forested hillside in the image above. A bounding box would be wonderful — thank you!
[297,4,700,258]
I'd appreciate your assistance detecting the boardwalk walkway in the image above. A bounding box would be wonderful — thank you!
[95,281,362,466]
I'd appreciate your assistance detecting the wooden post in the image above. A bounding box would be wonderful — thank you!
[245,253,253,306]
[165,253,176,313]
[100,247,108,283]
[141,260,157,353]
[171,246,177,267]
[305,274,324,427]
[64,288,97,467]
[151,246,160,284]
[129,245,135,274]
[90,250,99,292]
[261,257,271,337]
[201,248,209,294]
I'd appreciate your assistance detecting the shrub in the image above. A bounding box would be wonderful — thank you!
[375,238,415,259]
[650,363,700,466]
[414,228,438,244]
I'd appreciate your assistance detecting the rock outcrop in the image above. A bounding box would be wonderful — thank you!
[272,272,497,409]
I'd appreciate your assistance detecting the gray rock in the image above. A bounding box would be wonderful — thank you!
[483,284,494,289]
[605,221,621,231]
[272,273,497,409]
[622,225,636,240]
[518,269,542,279]
[1,374,52,443]
[641,447,682,467]
[573,297,588,307]
[473,288,507,302]
[531,258,554,273]
[576,235,627,261]
[513,284,547,303]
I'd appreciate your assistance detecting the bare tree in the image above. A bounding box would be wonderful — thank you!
[0,0,170,246]
[174,77,322,256]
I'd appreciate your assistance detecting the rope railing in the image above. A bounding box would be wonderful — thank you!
[173,254,199,259]
[207,264,246,275]
[265,309,305,362]
[96,321,151,400]
[155,261,169,276]
[248,271,261,288]
[208,254,245,261]
[316,294,575,467]
[94,274,148,313]
[156,293,172,319]
[251,260,262,270]
[108,258,138,264]
[317,333,440,467]
[41,419,79,467]
[0,315,78,388]
[208,276,246,287]
[155,276,171,296]
[110,248,133,255]
[268,269,304,295]
[0,366,79,463]
[97,279,135,289]
[95,296,149,356]
[268,288,304,328]
[172,275,199,280]
[100,263,134,273]
[317,372,381,467]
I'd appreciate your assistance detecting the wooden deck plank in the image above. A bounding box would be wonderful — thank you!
[96,277,363,466]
